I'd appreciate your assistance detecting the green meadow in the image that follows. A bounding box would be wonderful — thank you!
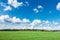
[0,31,60,40]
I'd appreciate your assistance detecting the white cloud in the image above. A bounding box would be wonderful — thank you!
[52,21,59,27]
[3,15,10,19]
[8,0,14,4]
[8,0,12,4]
[0,16,5,22]
[8,17,21,23]
[0,0,29,12]
[0,15,60,30]
[0,15,30,23]
[0,2,12,11]
[33,5,43,13]
[8,0,23,8]
[31,19,41,25]
[43,20,50,24]
[0,15,9,22]
[31,19,42,29]
[8,0,29,8]
[38,5,43,9]
[33,8,39,13]
[22,18,30,23]
[4,6,12,11]
[0,15,21,23]
[54,22,59,25]
[12,2,23,8]
[56,2,60,10]
[43,20,51,27]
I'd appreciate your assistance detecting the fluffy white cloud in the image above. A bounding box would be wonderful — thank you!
[56,2,60,10]
[0,15,9,22]
[0,15,30,23]
[53,22,59,25]
[4,6,12,11]
[31,19,42,29]
[22,18,30,23]
[52,21,59,27]
[0,15,60,30]
[43,20,51,27]
[8,0,23,8]
[8,17,21,23]
[43,20,50,25]
[8,0,14,4]
[11,2,23,8]
[31,19,41,25]
[0,15,21,23]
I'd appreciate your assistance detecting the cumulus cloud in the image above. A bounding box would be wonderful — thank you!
[31,19,42,29]
[7,17,21,23]
[56,2,60,10]
[8,0,23,8]
[8,0,29,8]
[0,15,29,23]
[0,15,9,22]
[22,18,30,23]
[0,15,60,30]
[8,0,14,4]
[31,19,41,25]
[52,21,59,27]
[0,15,21,23]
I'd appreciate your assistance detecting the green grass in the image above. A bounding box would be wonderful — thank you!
[0,31,60,40]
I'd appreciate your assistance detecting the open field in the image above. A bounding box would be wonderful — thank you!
[0,31,60,40]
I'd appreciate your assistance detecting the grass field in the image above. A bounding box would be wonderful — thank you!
[0,31,60,40]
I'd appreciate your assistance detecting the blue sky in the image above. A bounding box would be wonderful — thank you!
[0,0,60,21]
[0,0,60,30]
